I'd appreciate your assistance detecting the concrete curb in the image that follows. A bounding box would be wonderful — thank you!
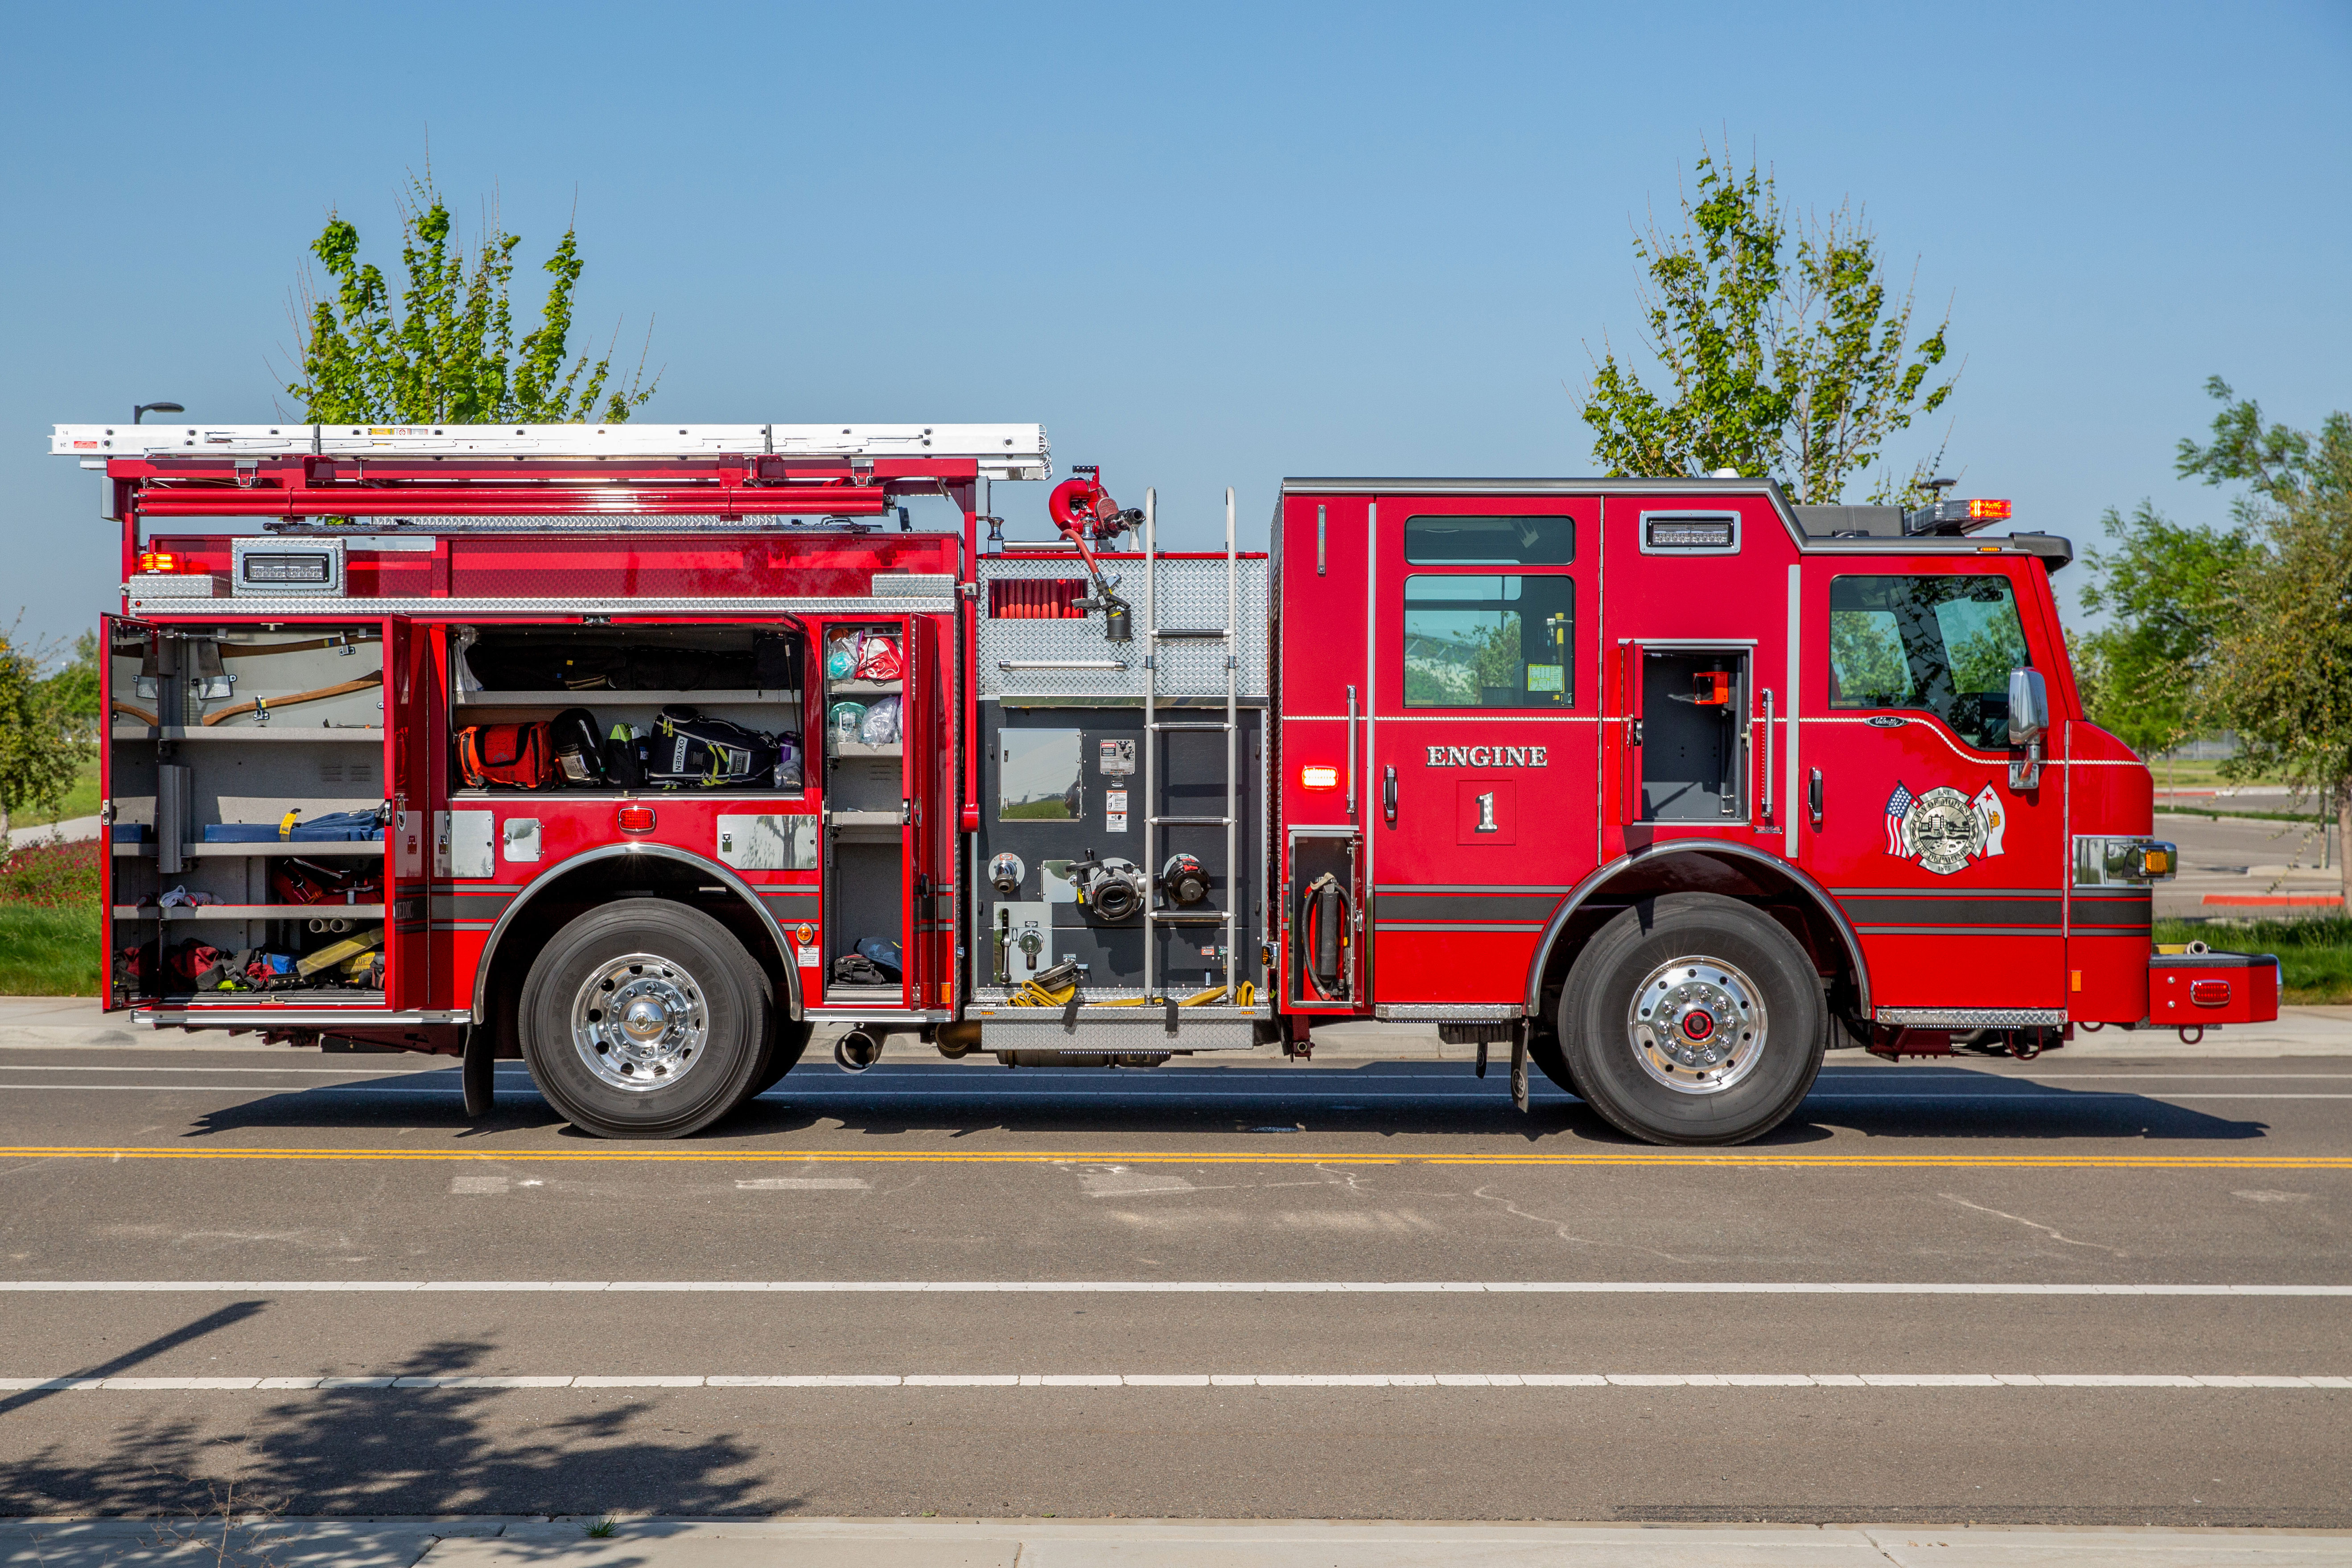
[4,1516,2352,1567]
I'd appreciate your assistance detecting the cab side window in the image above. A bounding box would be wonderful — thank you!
[1401,515,1575,710]
[1828,574,2029,749]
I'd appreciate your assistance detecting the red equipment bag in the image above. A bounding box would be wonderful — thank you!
[457,722,560,790]
[854,634,903,682]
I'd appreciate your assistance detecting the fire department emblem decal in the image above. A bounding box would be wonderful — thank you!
[1885,782,2007,876]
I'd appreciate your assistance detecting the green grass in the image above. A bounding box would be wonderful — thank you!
[2145,756,2285,790]
[0,838,104,995]
[2155,916,2352,1005]
[0,904,99,995]
[13,760,99,828]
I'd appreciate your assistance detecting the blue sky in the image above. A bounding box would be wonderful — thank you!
[1,0,2345,651]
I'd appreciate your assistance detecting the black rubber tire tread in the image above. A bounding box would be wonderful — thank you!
[1559,892,1824,1147]
[519,898,766,1139]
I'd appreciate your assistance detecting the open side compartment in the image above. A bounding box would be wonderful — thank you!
[1636,646,1752,823]
[104,617,394,1009]
[817,621,913,1006]
[1286,827,1361,1010]
[449,624,807,797]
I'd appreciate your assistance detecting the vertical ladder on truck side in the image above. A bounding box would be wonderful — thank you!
[1141,488,1242,1002]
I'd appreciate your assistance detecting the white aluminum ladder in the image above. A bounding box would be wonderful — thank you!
[1140,488,1241,1003]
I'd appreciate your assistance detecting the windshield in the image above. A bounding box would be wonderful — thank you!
[1828,574,2030,749]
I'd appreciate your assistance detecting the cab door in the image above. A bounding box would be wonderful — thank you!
[1368,499,1596,1004]
[1801,563,2066,1013]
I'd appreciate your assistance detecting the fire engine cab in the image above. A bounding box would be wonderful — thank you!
[52,421,2278,1146]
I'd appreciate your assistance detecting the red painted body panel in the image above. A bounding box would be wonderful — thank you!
[98,450,2251,1048]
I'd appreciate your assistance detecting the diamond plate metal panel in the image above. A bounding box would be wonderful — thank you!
[978,556,1266,700]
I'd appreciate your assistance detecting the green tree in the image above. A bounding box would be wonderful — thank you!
[287,173,658,424]
[36,632,100,734]
[1581,142,1957,503]
[2076,501,2250,757]
[0,627,95,859]
[2187,380,2352,901]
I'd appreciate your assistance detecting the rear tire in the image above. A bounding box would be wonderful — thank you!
[1559,893,1824,1146]
[519,899,766,1139]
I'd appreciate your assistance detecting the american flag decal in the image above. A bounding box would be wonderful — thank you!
[1884,782,1914,857]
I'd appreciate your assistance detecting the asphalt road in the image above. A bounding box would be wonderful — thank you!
[2159,811,2343,918]
[0,1046,2345,1527]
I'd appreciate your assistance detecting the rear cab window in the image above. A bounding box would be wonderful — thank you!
[1828,574,2030,749]
[1400,515,1575,709]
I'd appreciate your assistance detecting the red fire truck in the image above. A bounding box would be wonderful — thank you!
[52,421,2277,1146]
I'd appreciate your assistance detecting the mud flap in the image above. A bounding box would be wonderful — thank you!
[461,1024,497,1118]
[1511,1024,1529,1113]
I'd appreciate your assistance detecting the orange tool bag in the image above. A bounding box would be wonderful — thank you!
[457,722,560,790]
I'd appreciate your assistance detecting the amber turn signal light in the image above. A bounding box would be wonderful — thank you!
[616,804,657,834]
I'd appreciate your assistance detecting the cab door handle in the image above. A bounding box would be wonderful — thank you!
[1808,768,1824,829]
[1382,766,1398,826]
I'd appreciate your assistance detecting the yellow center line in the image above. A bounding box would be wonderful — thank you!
[1,1147,2348,1170]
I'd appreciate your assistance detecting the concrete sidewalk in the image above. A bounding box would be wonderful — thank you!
[4,1517,2352,1567]
[4,995,2351,1058]
[4,815,100,852]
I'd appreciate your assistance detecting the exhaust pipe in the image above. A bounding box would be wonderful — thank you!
[834,1028,882,1073]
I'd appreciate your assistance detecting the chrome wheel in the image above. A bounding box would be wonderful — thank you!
[1627,954,1767,1095]
[570,953,709,1092]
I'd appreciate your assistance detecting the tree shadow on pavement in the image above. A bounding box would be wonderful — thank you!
[0,1338,780,1519]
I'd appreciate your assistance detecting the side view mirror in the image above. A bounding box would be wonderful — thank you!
[2006,667,2049,747]
[2006,667,2049,790]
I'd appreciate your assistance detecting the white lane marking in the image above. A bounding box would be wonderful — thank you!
[735,1178,871,1190]
[1,1371,2343,1392]
[448,1176,508,1195]
[1080,1169,1200,1198]
[1,1280,2347,1295]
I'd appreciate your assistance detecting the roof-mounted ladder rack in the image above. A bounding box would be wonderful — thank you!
[52,423,1051,479]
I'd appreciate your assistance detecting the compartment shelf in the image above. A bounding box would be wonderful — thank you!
[453,689,802,706]
[828,741,903,758]
[826,679,902,697]
[110,725,384,742]
[113,905,387,921]
[153,991,386,1006]
[113,841,385,859]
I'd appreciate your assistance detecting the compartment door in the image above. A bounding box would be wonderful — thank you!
[99,614,167,1011]
[386,618,436,1011]
[903,615,951,1009]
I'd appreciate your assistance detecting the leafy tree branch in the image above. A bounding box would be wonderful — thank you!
[285,173,659,424]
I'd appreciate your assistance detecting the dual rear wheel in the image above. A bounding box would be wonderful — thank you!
[517,899,810,1140]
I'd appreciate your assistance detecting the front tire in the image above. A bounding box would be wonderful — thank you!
[1560,893,1824,1146]
[519,899,766,1139]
